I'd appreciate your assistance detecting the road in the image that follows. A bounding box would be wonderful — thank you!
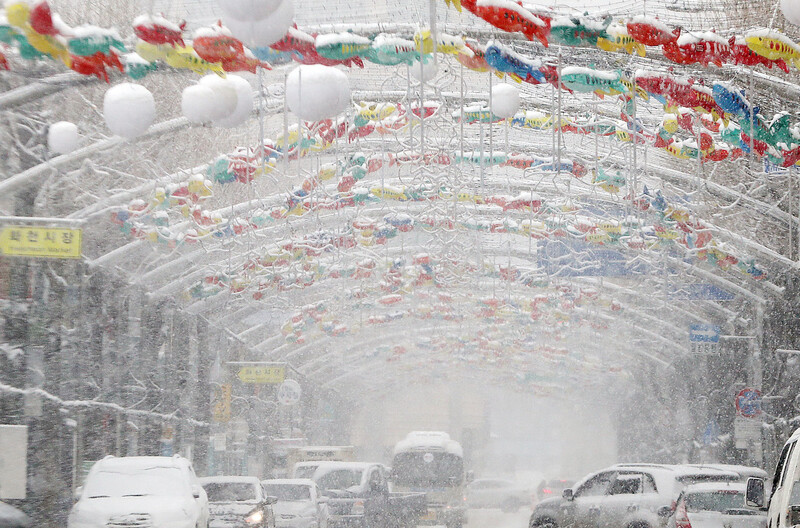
[466,508,532,528]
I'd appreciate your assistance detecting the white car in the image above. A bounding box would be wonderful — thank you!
[68,455,209,528]
[200,476,276,528]
[673,482,766,528]
[466,478,531,512]
[262,479,329,528]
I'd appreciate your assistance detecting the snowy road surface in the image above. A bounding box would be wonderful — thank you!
[466,508,532,528]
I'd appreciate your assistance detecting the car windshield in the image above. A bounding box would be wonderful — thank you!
[83,468,187,498]
[391,452,464,487]
[315,469,364,491]
[262,484,311,501]
[685,491,747,513]
[203,482,258,502]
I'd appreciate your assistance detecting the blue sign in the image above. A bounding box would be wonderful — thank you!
[736,388,762,418]
[668,284,735,301]
[689,324,720,343]
[537,240,651,277]
[703,421,720,445]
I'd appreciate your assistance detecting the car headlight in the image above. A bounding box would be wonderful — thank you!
[351,501,364,516]
[245,510,264,525]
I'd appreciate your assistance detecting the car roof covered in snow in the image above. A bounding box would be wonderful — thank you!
[90,455,193,472]
[262,478,317,487]
[199,476,262,485]
[393,431,463,456]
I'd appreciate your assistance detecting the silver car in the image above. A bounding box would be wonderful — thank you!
[672,482,766,528]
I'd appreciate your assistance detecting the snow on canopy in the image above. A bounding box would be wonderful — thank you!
[1,0,796,398]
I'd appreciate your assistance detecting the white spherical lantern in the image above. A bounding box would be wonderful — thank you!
[217,0,283,21]
[286,65,350,122]
[48,121,79,155]
[214,75,254,128]
[491,83,520,118]
[409,58,438,83]
[223,0,294,48]
[182,85,218,124]
[781,0,800,25]
[103,83,155,139]
[199,75,239,121]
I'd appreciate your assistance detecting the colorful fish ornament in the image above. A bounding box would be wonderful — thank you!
[68,25,126,57]
[413,29,471,56]
[485,40,544,84]
[456,38,490,72]
[316,32,372,61]
[471,0,549,47]
[368,34,418,66]
[549,14,611,47]
[728,34,789,72]
[123,52,157,79]
[597,22,645,56]
[711,82,758,121]
[745,29,800,70]
[626,15,679,47]
[592,167,626,193]
[663,31,730,67]
[560,66,625,97]
[133,13,186,47]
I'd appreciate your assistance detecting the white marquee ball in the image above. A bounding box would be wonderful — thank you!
[199,75,239,121]
[286,65,351,122]
[181,85,218,124]
[103,83,155,139]
[47,121,80,155]
[217,0,284,21]
[491,83,520,118]
[223,0,294,48]
[409,58,438,83]
[781,0,800,25]
[214,75,254,128]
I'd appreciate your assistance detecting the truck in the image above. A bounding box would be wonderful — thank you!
[312,461,427,528]
[390,431,469,528]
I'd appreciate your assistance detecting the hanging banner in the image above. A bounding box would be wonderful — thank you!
[0,226,82,259]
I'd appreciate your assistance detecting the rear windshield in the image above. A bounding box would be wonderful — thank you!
[203,482,258,502]
[315,469,364,491]
[685,491,746,513]
[263,484,311,501]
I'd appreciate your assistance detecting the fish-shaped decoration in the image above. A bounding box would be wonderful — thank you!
[485,40,544,84]
[133,13,186,47]
[316,32,372,61]
[596,23,645,56]
[471,0,549,47]
[549,14,611,47]
[368,34,419,66]
[560,66,625,97]
[745,29,800,69]
[626,15,679,47]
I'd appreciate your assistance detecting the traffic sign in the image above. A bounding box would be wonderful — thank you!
[237,365,285,384]
[735,387,762,418]
[277,379,302,406]
[689,324,720,343]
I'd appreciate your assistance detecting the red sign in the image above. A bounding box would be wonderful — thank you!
[735,388,762,418]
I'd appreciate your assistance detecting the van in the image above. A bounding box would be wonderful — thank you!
[747,428,800,528]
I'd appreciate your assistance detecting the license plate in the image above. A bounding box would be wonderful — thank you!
[421,511,437,521]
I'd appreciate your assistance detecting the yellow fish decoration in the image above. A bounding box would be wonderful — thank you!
[414,29,471,56]
[443,0,462,12]
[597,24,646,57]
[136,42,224,76]
[5,1,71,66]
[745,29,800,69]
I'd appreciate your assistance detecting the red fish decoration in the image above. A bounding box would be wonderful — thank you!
[470,0,550,47]
[133,13,186,47]
[627,15,679,46]
[70,50,123,82]
[728,35,790,72]
[29,1,59,36]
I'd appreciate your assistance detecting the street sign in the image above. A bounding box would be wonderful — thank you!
[736,387,762,418]
[277,379,302,406]
[212,384,231,423]
[0,226,82,259]
[734,416,762,449]
[702,421,720,445]
[689,324,720,343]
[0,425,27,499]
[237,365,285,384]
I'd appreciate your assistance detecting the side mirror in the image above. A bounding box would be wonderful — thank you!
[466,471,475,484]
[263,496,278,505]
[192,486,202,499]
[745,477,765,509]
[74,486,83,501]
[562,489,574,501]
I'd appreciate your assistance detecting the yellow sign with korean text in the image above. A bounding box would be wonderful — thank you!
[0,226,82,259]
[237,366,285,384]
